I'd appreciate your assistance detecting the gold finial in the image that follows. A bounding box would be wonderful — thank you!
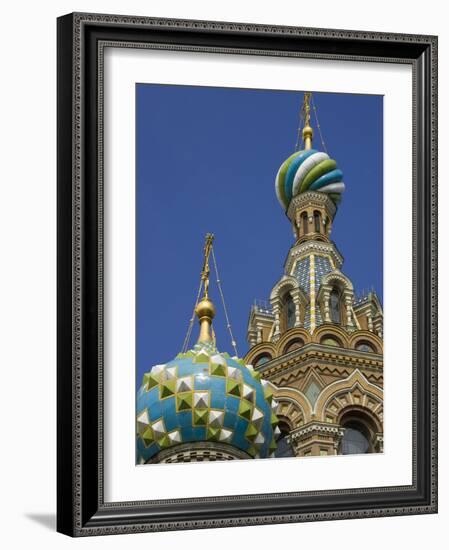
[195,233,216,343]
[200,233,214,299]
[302,92,313,150]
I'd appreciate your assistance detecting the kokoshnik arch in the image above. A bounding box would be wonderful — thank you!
[136,92,383,463]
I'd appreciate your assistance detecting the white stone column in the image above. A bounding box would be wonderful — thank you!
[248,330,257,348]
[374,317,383,339]
[367,311,374,332]
[272,298,281,341]
[291,289,302,327]
[323,289,331,322]
[343,291,355,329]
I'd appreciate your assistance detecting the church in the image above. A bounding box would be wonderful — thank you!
[136,92,383,463]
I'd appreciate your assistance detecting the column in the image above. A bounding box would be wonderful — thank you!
[248,330,257,348]
[373,317,383,339]
[272,298,281,341]
[291,289,302,327]
[323,289,331,322]
[344,293,355,329]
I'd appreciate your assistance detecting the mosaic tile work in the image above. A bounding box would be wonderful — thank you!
[293,257,311,294]
[136,341,280,463]
[314,255,333,290]
[298,255,333,330]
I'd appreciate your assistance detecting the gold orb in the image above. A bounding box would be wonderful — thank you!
[302,125,313,138]
[195,298,216,320]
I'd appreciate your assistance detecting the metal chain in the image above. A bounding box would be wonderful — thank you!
[211,246,239,356]
[181,278,203,353]
[294,107,304,152]
[311,95,328,154]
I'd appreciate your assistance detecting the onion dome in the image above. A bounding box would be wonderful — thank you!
[275,148,345,210]
[275,92,345,211]
[136,234,280,463]
[136,340,279,462]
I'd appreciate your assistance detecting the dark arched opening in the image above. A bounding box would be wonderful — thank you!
[314,210,321,233]
[330,288,341,323]
[253,353,272,367]
[284,338,304,354]
[301,212,309,236]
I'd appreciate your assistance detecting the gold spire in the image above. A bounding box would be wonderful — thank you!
[302,92,313,150]
[195,233,216,343]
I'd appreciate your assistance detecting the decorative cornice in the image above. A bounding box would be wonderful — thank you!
[271,362,383,390]
[290,422,344,442]
[286,191,336,222]
[254,343,383,376]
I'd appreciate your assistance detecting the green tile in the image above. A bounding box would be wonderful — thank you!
[206,427,220,441]
[142,372,159,391]
[141,427,155,447]
[210,362,226,377]
[193,408,209,426]
[159,379,176,399]
[238,400,253,421]
[245,423,259,442]
[176,392,193,412]
[226,378,242,397]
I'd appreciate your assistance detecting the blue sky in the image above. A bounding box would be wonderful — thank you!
[136,85,383,386]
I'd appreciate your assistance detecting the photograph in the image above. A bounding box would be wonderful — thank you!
[53,9,437,538]
[135,86,384,464]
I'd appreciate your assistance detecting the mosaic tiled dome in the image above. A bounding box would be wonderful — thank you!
[136,341,280,463]
[275,148,345,211]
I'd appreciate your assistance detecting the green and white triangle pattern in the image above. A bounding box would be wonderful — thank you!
[136,343,280,461]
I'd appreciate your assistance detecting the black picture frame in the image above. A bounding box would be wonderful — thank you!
[57,12,438,536]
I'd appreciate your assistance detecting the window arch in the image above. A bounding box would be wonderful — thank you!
[284,338,304,354]
[329,288,341,323]
[313,210,321,233]
[285,293,296,330]
[340,421,371,454]
[301,212,309,236]
[338,410,379,455]
[253,353,272,367]
[355,341,377,353]
[320,335,342,347]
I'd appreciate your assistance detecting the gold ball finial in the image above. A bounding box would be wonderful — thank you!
[302,125,313,150]
[195,297,216,343]
[195,297,216,321]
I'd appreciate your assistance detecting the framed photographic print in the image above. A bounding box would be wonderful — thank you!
[57,12,438,536]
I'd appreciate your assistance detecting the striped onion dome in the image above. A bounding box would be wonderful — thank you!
[136,341,280,463]
[275,148,345,211]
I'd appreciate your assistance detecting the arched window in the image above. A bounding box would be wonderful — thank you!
[274,421,295,458]
[314,210,321,233]
[284,338,304,354]
[320,335,341,347]
[301,212,309,236]
[340,420,371,455]
[253,354,272,367]
[285,293,296,330]
[356,341,376,353]
[330,288,341,323]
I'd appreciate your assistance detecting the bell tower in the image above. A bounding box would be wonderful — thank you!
[245,92,384,458]
[287,191,335,244]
